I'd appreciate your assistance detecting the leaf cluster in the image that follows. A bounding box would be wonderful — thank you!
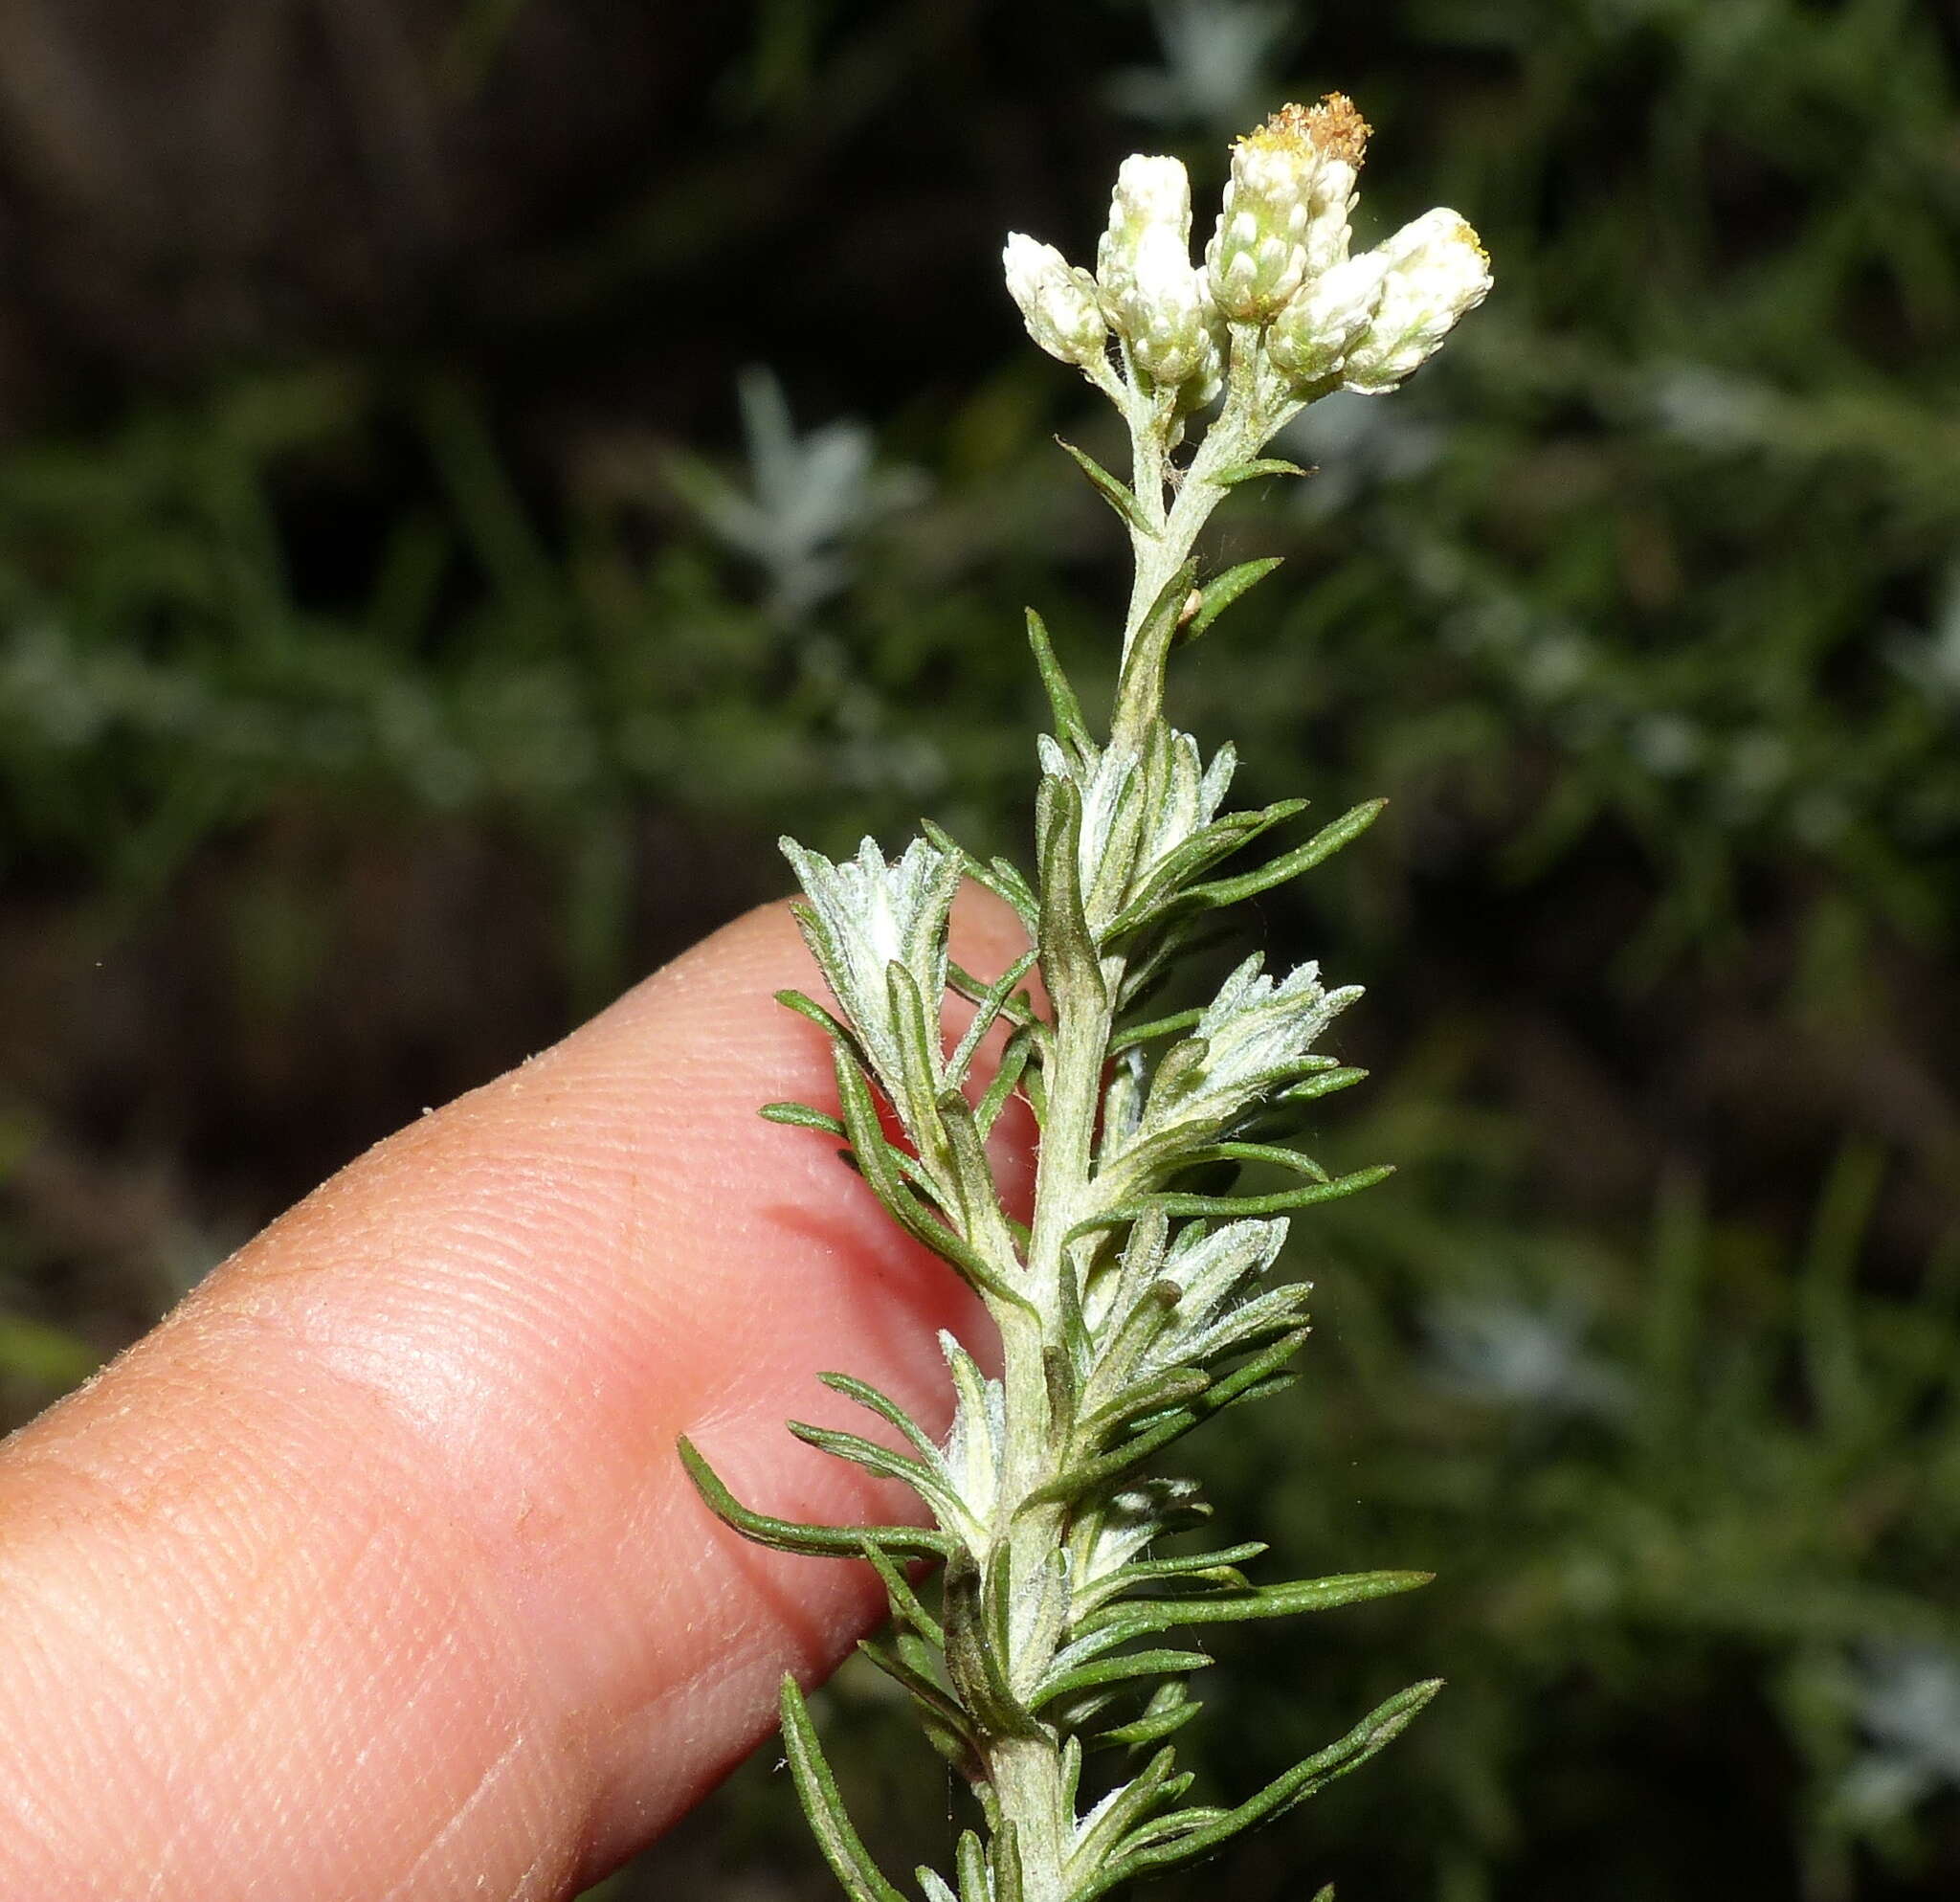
[684,545,1433,1902]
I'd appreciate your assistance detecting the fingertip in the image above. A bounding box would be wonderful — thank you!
[0,884,1038,1897]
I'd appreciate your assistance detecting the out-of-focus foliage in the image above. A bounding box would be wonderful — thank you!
[0,1,1954,1898]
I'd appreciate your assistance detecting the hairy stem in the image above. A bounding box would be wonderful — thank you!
[988,954,1125,1901]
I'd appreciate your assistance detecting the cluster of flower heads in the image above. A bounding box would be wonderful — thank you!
[1004,95,1491,405]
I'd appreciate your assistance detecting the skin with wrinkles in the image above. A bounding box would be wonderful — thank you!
[0,891,1034,1901]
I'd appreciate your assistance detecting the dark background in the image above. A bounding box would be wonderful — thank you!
[0,2,1956,1898]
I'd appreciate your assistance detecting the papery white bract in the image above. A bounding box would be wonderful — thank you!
[1122,225,1214,389]
[1098,155,1194,312]
[1098,156,1215,393]
[1268,248,1391,382]
[1003,233,1109,370]
[1342,208,1493,393]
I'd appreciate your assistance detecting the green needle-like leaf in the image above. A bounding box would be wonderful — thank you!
[1170,799,1389,912]
[1207,457,1310,486]
[1077,1679,1446,1898]
[678,1436,951,1560]
[832,1046,1037,1314]
[954,1831,989,1902]
[1094,1685,1205,1750]
[1027,607,1092,754]
[1186,557,1283,638]
[785,1420,967,1532]
[775,987,867,1052]
[1033,1645,1214,1711]
[1112,561,1200,742]
[1064,1746,1189,1879]
[1064,1164,1394,1242]
[819,1371,947,1465]
[1280,1066,1370,1103]
[946,949,1041,1087]
[780,1674,911,1902]
[860,1540,947,1650]
[1057,436,1156,535]
[762,1100,848,1135]
[857,1636,981,1760]
[1036,772,1105,1008]
[991,1822,1025,1902]
[1081,1570,1436,1644]
[974,1026,1036,1137]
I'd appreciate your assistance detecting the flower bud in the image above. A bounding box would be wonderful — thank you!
[1117,225,1210,388]
[1206,95,1370,324]
[1340,208,1492,394]
[1003,233,1108,370]
[1097,155,1192,314]
[1267,248,1390,384]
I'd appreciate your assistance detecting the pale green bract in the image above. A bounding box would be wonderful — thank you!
[680,95,1490,1902]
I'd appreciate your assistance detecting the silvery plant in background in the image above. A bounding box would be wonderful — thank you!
[669,366,929,626]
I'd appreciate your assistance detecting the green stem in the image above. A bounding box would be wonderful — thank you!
[980,324,1303,1902]
[1119,326,1265,652]
[986,945,1121,1902]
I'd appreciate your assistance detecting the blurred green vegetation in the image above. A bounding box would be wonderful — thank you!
[0,1,1955,1897]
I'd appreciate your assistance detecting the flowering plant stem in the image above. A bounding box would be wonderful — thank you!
[679,96,1490,1902]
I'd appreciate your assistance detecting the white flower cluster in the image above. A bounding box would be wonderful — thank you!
[1002,94,1491,404]
[1333,208,1494,393]
[1206,96,1362,323]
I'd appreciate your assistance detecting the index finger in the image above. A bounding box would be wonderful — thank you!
[0,889,1034,1901]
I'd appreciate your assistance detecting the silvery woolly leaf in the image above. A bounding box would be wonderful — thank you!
[1040,728,1236,929]
[941,1331,1008,1531]
[782,834,961,1107]
[1131,1217,1291,1376]
[1138,952,1362,1140]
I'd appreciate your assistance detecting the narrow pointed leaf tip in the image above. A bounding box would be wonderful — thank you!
[1210,457,1310,486]
[1058,436,1154,536]
[781,1675,910,1902]
[677,1436,952,1560]
[1187,557,1283,638]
